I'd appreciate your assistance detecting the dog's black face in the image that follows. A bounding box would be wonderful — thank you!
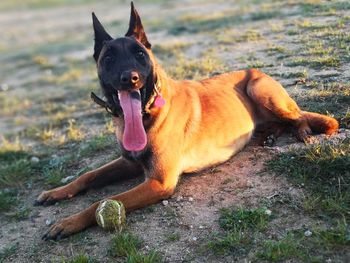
[97,37,152,91]
[96,37,154,115]
[92,3,154,116]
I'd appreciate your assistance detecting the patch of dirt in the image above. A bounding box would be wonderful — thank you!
[2,131,347,263]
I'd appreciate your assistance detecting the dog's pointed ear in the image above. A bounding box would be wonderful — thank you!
[125,2,151,49]
[92,12,112,61]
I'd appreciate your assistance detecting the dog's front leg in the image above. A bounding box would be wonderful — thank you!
[42,175,177,240]
[35,157,142,206]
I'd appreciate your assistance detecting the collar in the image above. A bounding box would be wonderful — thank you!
[143,78,162,114]
[91,78,163,117]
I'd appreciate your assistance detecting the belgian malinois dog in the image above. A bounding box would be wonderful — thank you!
[36,2,339,240]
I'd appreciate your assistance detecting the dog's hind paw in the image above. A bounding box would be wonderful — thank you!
[263,134,276,147]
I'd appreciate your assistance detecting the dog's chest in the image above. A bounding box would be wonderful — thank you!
[181,130,253,173]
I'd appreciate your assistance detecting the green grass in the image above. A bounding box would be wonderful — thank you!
[168,53,226,80]
[287,56,340,68]
[79,134,115,157]
[295,81,350,126]
[267,138,350,219]
[257,220,350,262]
[208,207,270,255]
[59,252,98,263]
[0,190,17,212]
[164,232,181,242]
[219,207,270,232]
[109,232,163,262]
[257,233,304,262]
[0,137,29,161]
[0,159,33,187]
[168,7,283,35]
[0,244,18,263]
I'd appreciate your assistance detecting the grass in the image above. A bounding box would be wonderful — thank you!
[295,82,350,125]
[0,244,18,263]
[267,138,350,219]
[109,232,163,262]
[0,190,17,212]
[67,119,85,141]
[257,220,350,262]
[168,53,227,80]
[79,134,115,156]
[287,56,340,68]
[0,137,28,161]
[208,207,271,255]
[0,159,33,187]
[164,232,181,242]
[58,252,98,263]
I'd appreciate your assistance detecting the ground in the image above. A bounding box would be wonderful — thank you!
[0,0,350,262]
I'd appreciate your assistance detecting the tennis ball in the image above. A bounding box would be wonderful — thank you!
[95,199,126,232]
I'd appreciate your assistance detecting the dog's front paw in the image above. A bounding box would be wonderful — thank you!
[42,214,85,241]
[34,186,76,206]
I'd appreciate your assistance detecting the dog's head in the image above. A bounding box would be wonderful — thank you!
[92,2,155,107]
[92,2,157,152]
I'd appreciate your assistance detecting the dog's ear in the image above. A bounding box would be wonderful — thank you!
[92,12,112,62]
[125,2,151,49]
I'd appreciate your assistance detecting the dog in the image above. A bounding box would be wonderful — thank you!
[35,2,339,240]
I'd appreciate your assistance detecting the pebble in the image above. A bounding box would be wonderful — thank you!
[162,200,169,206]
[176,196,183,202]
[199,225,204,229]
[60,175,75,184]
[30,156,40,163]
[265,209,272,216]
[45,219,53,226]
[304,230,312,237]
[188,197,193,202]
[0,83,9,91]
[192,237,197,241]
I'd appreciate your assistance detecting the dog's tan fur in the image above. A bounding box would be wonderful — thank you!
[37,4,338,240]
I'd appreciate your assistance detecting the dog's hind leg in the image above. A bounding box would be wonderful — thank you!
[246,69,338,141]
[35,157,143,206]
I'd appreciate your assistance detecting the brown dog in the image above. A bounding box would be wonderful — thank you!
[36,3,338,240]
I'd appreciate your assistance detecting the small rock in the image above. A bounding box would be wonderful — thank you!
[192,237,197,241]
[304,230,312,237]
[30,156,40,163]
[265,209,272,216]
[162,200,169,206]
[60,175,75,184]
[45,219,53,226]
[0,83,9,91]
[199,225,204,229]
[45,69,52,76]
[188,197,194,202]
[176,196,183,202]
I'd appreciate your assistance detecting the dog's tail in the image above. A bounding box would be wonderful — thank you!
[301,111,339,135]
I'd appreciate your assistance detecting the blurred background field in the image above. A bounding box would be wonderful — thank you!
[0,0,349,262]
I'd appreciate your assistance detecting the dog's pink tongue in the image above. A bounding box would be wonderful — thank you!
[118,90,147,152]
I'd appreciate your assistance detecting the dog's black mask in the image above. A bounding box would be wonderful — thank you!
[92,3,155,116]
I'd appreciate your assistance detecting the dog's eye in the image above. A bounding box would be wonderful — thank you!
[135,50,145,59]
[104,56,113,64]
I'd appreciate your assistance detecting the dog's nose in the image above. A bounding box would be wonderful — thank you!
[120,71,140,86]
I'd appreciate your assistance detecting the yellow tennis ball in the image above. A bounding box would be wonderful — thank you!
[95,200,126,232]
